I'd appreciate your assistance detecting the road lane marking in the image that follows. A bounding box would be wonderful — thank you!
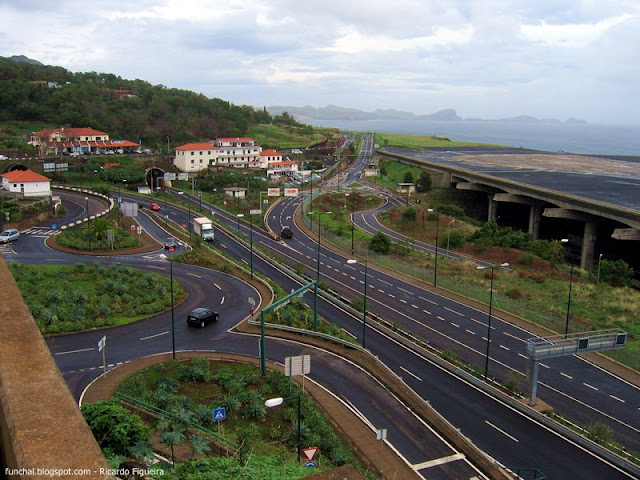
[54,347,94,355]
[411,304,419,309]
[540,363,550,369]
[583,383,598,391]
[610,395,625,403]
[398,287,414,295]
[379,279,392,286]
[186,272,201,278]
[499,344,510,351]
[560,372,573,380]
[518,353,528,359]
[466,329,476,335]
[400,299,407,304]
[221,296,225,304]
[451,322,460,328]
[140,331,169,341]
[213,283,221,290]
[437,316,445,321]
[400,366,423,381]
[423,309,431,315]
[485,421,519,442]
[413,453,465,470]
[419,296,438,305]
[444,306,464,317]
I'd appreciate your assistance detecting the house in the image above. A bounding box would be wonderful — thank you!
[267,161,299,179]
[1,169,52,197]
[174,143,218,172]
[173,137,263,172]
[212,138,261,169]
[29,127,139,155]
[260,149,282,169]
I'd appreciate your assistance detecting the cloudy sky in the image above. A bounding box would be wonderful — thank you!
[1,0,639,125]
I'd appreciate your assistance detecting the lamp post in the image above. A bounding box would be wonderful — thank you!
[265,395,301,460]
[597,253,603,284]
[560,238,574,336]
[91,170,97,191]
[476,262,509,380]
[428,208,439,286]
[178,191,192,240]
[166,135,170,155]
[164,247,176,359]
[446,218,455,254]
[309,211,332,285]
[347,258,368,348]
[85,197,90,244]
[351,192,356,254]
[236,189,241,233]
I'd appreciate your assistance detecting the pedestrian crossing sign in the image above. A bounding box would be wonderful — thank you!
[213,407,226,421]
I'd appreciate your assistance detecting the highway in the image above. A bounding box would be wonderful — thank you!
[1,149,637,477]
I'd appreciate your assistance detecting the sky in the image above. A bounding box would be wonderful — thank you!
[1,0,639,126]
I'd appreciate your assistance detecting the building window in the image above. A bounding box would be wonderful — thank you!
[191,159,194,164]
[191,152,194,156]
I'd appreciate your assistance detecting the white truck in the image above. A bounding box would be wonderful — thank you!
[193,216,215,241]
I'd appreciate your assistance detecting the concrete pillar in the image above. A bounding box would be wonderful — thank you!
[528,205,541,240]
[488,194,498,222]
[581,221,597,271]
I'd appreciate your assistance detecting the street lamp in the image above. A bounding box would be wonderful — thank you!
[559,239,575,337]
[309,211,332,285]
[164,247,176,359]
[91,170,97,191]
[428,208,439,287]
[476,262,509,380]
[446,218,455,254]
[347,259,368,348]
[178,191,192,240]
[597,253,603,284]
[351,193,356,255]
[265,395,301,460]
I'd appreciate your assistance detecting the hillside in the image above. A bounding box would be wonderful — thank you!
[0,56,304,150]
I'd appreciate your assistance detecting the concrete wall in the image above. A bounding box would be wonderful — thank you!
[0,259,115,479]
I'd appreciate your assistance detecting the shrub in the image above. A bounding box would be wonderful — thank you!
[506,288,522,299]
[519,253,535,265]
[81,400,150,456]
[598,259,634,287]
[369,231,391,254]
[402,207,417,222]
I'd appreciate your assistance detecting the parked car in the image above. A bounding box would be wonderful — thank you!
[0,229,20,244]
[187,307,219,328]
[280,226,293,239]
[150,202,161,211]
[163,237,177,249]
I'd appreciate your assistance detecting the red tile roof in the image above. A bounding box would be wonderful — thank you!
[31,127,109,138]
[175,143,216,151]
[1,169,51,183]
[217,137,254,142]
[260,149,281,156]
[269,161,298,166]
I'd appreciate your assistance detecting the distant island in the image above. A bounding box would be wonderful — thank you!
[266,105,587,125]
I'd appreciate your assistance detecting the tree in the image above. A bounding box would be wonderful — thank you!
[402,207,416,222]
[403,171,414,184]
[369,231,391,254]
[81,400,150,456]
[416,171,432,192]
[598,259,634,287]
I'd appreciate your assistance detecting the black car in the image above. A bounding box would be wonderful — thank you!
[280,226,293,239]
[187,308,219,328]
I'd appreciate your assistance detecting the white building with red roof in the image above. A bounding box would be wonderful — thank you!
[173,137,264,172]
[29,127,139,155]
[1,169,51,197]
[174,142,219,172]
[266,160,299,178]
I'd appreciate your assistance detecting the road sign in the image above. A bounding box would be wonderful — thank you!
[248,297,256,307]
[212,407,226,422]
[305,461,316,468]
[250,209,261,215]
[51,223,58,230]
[163,173,176,180]
[284,188,298,197]
[376,428,387,440]
[130,224,135,231]
[302,447,318,461]
[97,335,106,352]
[285,355,311,377]
[267,188,280,196]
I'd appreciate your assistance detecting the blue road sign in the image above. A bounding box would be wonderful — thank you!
[51,224,58,230]
[212,407,226,421]
[305,461,316,468]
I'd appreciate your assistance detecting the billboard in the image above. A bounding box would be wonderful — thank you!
[284,188,298,197]
[267,188,280,196]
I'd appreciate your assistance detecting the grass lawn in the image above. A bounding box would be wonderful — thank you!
[375,132,511,150]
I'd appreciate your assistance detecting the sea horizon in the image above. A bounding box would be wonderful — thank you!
[304,118,640,157]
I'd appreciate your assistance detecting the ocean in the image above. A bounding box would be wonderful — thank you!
[304,118,640,157]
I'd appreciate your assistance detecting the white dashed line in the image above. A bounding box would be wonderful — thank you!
[55,347,94,355]
[583,383,598,391]
[400,366,422,381]
[499,345,510,351]
[560,372,573,380]
[540,363,550,369]
[466,329,476,335]
[140,331,169,341]
[609,395,625,403]
[450,322,460,328]
[485,421,519,442]
[444,306,464,317]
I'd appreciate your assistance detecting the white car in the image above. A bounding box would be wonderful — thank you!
[0,154,8,160]
[0,229,20,244]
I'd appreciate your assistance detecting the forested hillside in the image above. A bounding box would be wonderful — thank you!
[0,57,303,149]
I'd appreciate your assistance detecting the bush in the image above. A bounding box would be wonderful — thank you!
[369,231,391,254]
[598,259,634,287]
[81,400,150,456]
[402,207,416,222]
[519,253,535,265]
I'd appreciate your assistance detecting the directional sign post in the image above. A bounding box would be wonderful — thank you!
[97,335,107,373]
[213,407,226,449]
[302,447,318,462]
[377,428,387,474]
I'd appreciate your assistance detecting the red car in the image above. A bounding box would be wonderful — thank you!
[150,202,161,211]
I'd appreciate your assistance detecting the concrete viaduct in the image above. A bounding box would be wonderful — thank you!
[380,151,640,272]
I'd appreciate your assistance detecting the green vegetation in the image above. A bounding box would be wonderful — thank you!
[9,262,187,333]
[0,57,313,152]
[375,132,510,150]
[81,399,151,457]
[113,359,371,479]
[247,123,331,149]
[57,217,141,250]
[307,192,640,370]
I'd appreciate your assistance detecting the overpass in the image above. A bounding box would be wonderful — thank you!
[379,151,640,271]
